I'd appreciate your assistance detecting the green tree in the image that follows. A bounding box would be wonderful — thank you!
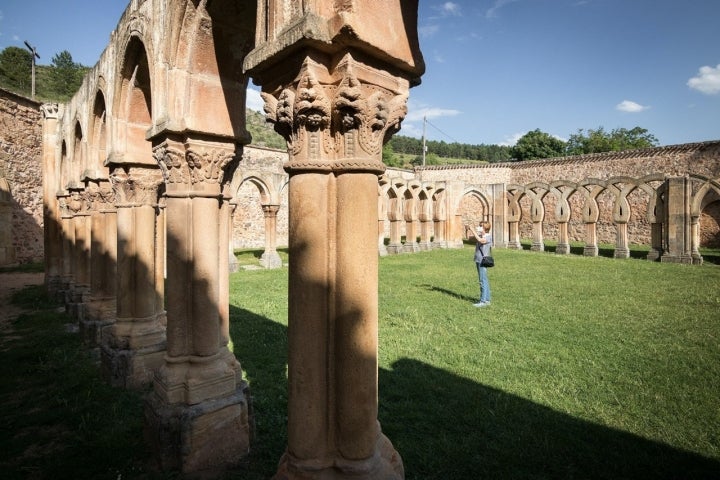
[566,126,659,155]
[47,50,86,100]
[510,129,566,161]
[0,47,33,94]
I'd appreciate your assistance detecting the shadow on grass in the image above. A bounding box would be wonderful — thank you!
[230,299,720,480]
[420,284,476,303]
[380,358,720,480]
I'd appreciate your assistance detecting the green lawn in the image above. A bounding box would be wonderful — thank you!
[2,247,719,479]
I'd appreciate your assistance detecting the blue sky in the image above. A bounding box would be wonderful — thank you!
[1,0,718,147]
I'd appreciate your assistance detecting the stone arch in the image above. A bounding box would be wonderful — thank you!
[72,121,84,187]
[165,0,255,140]
[690,174,720,248]
[459,187,491,226]
[113,35,154,165]
[89,83,109,174]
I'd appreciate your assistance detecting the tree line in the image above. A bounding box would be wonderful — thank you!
[0,47,88,102]
[384,126,659,167]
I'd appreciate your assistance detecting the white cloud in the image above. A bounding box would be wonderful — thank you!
[405,106,461,122]
[499,132,525,146]
[246,87,264,112]
[486,0,522,19]
[616,100,649,113]
[499,131,567,146]
[687,64,720,95]
[441,2,461,16]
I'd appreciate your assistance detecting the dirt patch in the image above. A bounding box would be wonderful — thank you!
[0,272,45,328]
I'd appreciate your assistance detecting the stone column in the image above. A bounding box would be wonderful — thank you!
[81,180,117,347]
[690,215,703,264]
[612,194,630,259]
[583,222,599,257]
[57,193,74,301]
[67,188,91,317]
[249,53,413,480]
[555,196,571,255]
[506,193,522,250]
[530,197,545,252]
[41,104,63,293]
[387,195,404,254]
[260,204,282,268]
[145,135,250,472]
[662,176,694,264]
[403,197,420,253]
[418,197,433,251]
[228,201,240,273]
[432,193,448,249]
[101,166,166,389]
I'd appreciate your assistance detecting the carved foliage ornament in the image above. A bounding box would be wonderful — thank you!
[154,142,238,187]
[109,167,161,206]
[262,55,408,166]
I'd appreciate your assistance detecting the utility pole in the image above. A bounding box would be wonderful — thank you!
[422,115,427,166]
[24,41,40,100]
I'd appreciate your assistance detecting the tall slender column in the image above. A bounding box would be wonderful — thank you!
[145,135,250,472]
[251,52,413,480]
[662,177,693,264]
[101,166,166,388]
[67,189,89,316]
[530,197,545,252]
[260,204,282,268]
[81,180,117,346]
[40,104,63,293]
[583,222,599,256]
[57,193,74,301]
[612,194,630,259]
[418,197,433,251]
[387,195,404,254]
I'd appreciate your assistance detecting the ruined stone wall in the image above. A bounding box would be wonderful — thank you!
[0,88,44,263]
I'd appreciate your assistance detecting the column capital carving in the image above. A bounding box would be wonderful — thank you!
[153,136,240,195]
[109,166,163,207]
[261,54,410,175]
[40,103,60,120]
[84,180,116,213]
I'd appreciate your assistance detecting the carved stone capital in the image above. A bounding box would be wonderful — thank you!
[85,181,116,213]
[109,166,162,207]
[153,137,239,194]
[261,54,410,175]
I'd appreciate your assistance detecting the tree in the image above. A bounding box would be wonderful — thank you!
[566,126,659,155]
[0,47,33,94]
[510,129,566,161]
[382,143,405,168]
[47,50,86,100]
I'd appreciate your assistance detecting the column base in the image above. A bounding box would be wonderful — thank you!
[386,243,404,255]
[661,253,695,264]
[613,248,630,259]
[101,343,166,389]
[507,241,522,250]
[530,241,544,252]
[417,241,432,251]
[556,243,570,255]
[80,296,116,347]
[402,242,420,253]
[144,383,252,474]
[67,283,90,319]
[272,433,404,480]
[260,250,283,269]
[583,245,598,257]
[646,249,662,261]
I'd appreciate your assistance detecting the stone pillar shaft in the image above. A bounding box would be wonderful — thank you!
[146,135,250,473]
[260,204,282,268]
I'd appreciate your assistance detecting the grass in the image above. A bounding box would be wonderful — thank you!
[2,247,719,479]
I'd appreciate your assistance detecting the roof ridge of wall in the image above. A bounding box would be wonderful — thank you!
[414,140,720,172]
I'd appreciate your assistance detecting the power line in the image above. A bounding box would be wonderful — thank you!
[425,117,460,144]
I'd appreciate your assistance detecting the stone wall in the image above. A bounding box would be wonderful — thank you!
[0,88,44,264]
